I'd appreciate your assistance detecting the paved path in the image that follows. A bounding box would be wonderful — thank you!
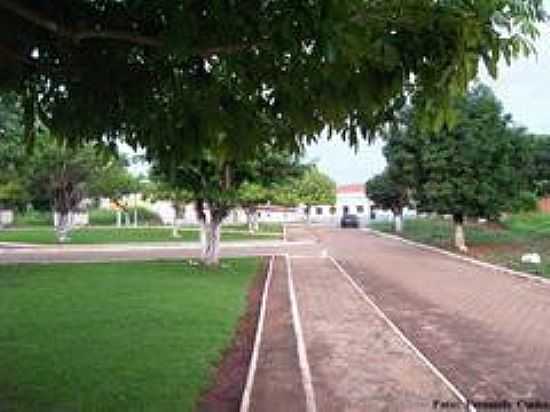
[247,255,457,411]
[0,240,316,264]
[303,227,550,402]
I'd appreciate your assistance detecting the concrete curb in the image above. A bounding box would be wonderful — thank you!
[240,256,275,412]
[286,254,317,412]
[362,228,550,286]
[328,255,476,412]
[1,240,315,254]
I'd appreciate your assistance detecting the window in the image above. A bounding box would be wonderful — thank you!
[356,205,364,214]
[316,207,323,215]
[343,206,349,215]
[329,206,337,215]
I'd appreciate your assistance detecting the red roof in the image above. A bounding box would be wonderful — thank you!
[337,184,365,195]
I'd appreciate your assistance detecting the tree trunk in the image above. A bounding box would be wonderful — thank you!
[201,217,222,266]
[453,213,468,252]
[116,210,122,227]
[172,214,180,238]
[394,209,403,233]
[245,207,258,233]
[305,205,311,225]
[196,200,227,266]
[55,211,72,243]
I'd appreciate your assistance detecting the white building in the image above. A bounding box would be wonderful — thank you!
[96,183,415,227]
[308,184,372,226]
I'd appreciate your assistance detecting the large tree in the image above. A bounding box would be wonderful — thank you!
[385,85,534,251]
[0,1,544,165]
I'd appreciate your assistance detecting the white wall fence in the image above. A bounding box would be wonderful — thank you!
[0,209,14,226]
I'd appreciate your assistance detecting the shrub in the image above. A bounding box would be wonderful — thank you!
[508,191,538,214]
[136,207,163,225]
[88,209,118,225]
[14,210,52,226]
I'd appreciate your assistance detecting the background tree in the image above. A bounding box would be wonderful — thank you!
[89,157,142,227]
[531,135,550,197]
[151,143,303,265]
[143,181,193,237]
[27,138,119,242]
[0,93,28,211]
[237,183,270,233]
[292,168,336,222]
[385,85,534,251]
[366,169,409,233]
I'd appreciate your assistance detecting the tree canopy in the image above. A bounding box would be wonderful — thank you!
[384,84,534,249]
[287,167,336,211]
[367,169,410,213]
[0,1,545,163]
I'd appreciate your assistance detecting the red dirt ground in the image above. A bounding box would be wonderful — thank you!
[197,258,268,412]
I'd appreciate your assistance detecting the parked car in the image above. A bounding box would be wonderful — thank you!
[340,214,360,228]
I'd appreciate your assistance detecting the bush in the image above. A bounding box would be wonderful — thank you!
[88,209,118,225]
[136,207,163,225]
[508,191,538,214]
[14,210,52,226]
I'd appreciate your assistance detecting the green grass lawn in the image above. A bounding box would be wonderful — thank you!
[0,258,260,411]
[0,227,281,244]
[371,214,550,278]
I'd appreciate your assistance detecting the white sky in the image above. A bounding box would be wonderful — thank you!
[306,13,550,185]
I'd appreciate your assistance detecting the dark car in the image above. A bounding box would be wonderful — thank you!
[340,214,360,228]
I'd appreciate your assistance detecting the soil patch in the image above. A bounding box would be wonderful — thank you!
[197,258,268,412]
[468,243,523,258]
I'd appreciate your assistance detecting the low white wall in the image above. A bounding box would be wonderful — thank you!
[0,209,14,226]
[53,211,89,227]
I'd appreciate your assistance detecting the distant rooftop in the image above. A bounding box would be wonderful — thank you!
[337,184,365,195]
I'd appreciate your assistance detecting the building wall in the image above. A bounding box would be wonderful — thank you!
[308,191,373,226]
[96,185,415,226]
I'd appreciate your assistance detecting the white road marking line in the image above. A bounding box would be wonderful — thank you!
[363,228,550,286]
[240,256,275,412]
[328,255,476,412]
[286,254,318,412]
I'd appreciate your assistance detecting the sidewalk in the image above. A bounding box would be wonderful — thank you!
[245,255,457,411]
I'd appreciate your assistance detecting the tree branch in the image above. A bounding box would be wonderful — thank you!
[0,0,162,48]
[0,43,32,65]
[0,0,258,56]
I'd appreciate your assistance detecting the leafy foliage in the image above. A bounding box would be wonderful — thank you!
[366,169,409,214]
[0,94,28,208]
[88,157,142,202]
[385,85,534,221]
[532,135,550,196]
[284,167,336,208]
[0,1,545,165]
